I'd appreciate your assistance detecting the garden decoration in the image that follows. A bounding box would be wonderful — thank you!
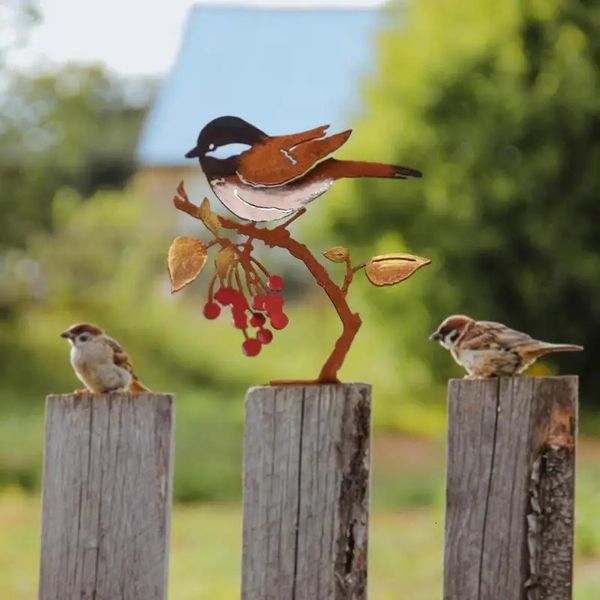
[167,115,430,383]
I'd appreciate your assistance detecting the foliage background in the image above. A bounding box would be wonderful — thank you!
[320,0,598,406]
[0,0,598,597]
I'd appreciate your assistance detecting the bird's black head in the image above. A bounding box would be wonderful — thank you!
[185,116,266,159]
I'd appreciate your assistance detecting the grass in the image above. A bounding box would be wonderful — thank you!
[1,436,599,598]
[0,490,446,599]
[1,491,599,599]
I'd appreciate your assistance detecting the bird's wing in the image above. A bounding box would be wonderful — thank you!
[106,336,138,379]
[236,125,352,186]
[459,320,534,351]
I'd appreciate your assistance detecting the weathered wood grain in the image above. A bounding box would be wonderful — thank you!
[39,393,174,600]
[444,376,577,600]
[241,384,371,600]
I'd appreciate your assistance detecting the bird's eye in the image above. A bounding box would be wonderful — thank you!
[78,334,90,342]
[209,143,216,151]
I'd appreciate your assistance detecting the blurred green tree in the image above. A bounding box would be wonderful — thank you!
[0,188,247,500]
[325,0,598,406]
[0,65,154,250]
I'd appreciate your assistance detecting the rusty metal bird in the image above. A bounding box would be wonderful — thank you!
[185,116,421,222]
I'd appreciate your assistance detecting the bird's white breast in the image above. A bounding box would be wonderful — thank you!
[70,340,131,393]
[452,347,520,377]
[210,178,333,222]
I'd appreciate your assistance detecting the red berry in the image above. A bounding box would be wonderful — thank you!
[257,328,273,344]
[215,287,235,305]
[203,302,221,320]
[231,290,249,310]
[232,307,248,329]
[264,294,284,314]
[242,338,261,357]
[250,313,266,327]
[270,313,289,330]
[267,275,284,291]
[252,295,266,310]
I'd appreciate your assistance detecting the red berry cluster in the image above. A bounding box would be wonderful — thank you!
[203,274,288,357]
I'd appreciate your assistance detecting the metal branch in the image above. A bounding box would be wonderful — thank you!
[341,257,354,296]
[173,192,361,382]
[218,217,361,383]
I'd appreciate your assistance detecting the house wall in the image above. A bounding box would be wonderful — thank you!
[133,166,211,233]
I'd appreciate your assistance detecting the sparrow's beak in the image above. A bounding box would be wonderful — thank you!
[185,146,201,159]
[60,330,71,339]
[429,332,442,342]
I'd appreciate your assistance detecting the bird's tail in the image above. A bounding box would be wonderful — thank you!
[129,379,150,393]
[321,158,422,180]
[525,342,584,358]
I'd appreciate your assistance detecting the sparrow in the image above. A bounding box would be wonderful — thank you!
[60,323,149,394]
[185,115,422,222]
[430,314,583,378]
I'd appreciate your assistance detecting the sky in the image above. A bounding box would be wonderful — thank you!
[8,0,387,76]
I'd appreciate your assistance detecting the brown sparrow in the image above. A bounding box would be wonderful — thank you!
[430,314,583,377]
[60,323,149,393]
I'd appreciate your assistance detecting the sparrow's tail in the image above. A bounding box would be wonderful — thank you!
[525,342,584,358]
[129,379,150,393]
[319,158,422,180]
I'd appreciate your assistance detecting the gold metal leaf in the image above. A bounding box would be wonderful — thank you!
[168,236,208,293]
[199,198,221,235]
[365,253,431,286]
[215,246,236,280]
[323,246,350,263]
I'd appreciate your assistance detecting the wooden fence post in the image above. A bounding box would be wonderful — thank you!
[241,384,371,600]
[444,376,577,600]
[39,393,174,600]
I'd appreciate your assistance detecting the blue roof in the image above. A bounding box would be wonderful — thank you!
[136,5,382,166]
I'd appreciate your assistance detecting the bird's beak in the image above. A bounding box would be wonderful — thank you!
[429,332,441,342]
[60,330,71,339]
[185,146,201,159]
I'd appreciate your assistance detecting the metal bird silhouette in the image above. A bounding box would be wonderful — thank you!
[185,116,421,222]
